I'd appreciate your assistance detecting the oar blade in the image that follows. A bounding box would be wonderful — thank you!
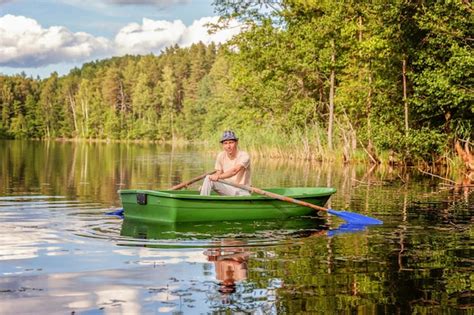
[106,208,124,219]
[327,209,383,225]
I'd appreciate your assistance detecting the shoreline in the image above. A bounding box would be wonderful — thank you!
[0,136,468,171]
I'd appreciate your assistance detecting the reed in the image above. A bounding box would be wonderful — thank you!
[236,126,329,161]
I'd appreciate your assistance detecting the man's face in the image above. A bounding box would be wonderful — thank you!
[222,140,238,156]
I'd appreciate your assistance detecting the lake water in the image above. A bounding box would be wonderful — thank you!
[0,140,472,314]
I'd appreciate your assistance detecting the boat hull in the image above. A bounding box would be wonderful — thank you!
[119,187,336,223]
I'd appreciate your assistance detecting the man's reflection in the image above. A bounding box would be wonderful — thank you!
[204,240,249,295]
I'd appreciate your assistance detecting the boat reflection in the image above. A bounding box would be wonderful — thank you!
[119,216,371,245]
[119,216,327,243]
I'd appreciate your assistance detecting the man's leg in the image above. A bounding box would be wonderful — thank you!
[200,176,249,196]
[200,176,213,196]
[212,181,241,196]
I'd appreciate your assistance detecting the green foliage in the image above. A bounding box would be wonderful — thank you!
[0,2,472,164]
[212,0,472,162]
[410,1,473,139]
[403,128,448,163]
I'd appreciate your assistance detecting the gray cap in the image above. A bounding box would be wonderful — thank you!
[220,130,238,143]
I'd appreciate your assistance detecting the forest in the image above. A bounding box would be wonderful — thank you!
[0,0,472,165]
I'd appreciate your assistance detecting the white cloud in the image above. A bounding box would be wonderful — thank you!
[115,18,186,54]
[180,16,242,46]
[0,14,111,67]
[0,14,241,69]
[115,16,241,55]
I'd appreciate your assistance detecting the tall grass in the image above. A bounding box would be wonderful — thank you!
[231,125,337,162]
[201,125,468,174]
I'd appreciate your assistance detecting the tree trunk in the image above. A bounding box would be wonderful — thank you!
[173,94,176,141]
[367,71,380,164]
[118,81,124,131]
[402,58,408,135]
[328,41,335,151]
[119,81,126,113]
[81,98,89,137]
[68,91,78,136]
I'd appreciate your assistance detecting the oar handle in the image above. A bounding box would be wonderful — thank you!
[171,170,216,190]
[217,179,328,212]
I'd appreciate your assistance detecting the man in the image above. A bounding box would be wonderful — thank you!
[200,130,251,196]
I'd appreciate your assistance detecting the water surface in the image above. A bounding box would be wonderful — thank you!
[0,140,472,314]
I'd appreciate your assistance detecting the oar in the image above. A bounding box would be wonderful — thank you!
[170,170,216,190]
[217,179,383,225]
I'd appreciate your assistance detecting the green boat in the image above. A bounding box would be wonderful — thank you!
[118,187,336,223]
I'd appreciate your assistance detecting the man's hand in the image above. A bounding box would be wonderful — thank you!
[209,173,220,181]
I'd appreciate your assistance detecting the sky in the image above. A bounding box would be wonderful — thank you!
[0,0,241,78]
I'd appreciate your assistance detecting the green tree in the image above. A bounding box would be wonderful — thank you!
[102,67,130,135]
[131,72,157,139]
[37,73,62,138]
[410,0,473,142]
[157,65,178,140]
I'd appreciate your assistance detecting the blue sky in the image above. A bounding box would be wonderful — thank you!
[0,0,240,77]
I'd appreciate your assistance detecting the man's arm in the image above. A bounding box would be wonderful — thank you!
[209,164,244,181]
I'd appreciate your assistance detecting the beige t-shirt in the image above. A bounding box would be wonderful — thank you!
[214,150,251,185]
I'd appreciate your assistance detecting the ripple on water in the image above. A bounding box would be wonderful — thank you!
[82,215,332,249]
[0,195,338,252]
[0,195,106,262]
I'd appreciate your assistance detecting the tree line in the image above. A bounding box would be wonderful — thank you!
[0,0,472,165]
[0,43,218,141]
